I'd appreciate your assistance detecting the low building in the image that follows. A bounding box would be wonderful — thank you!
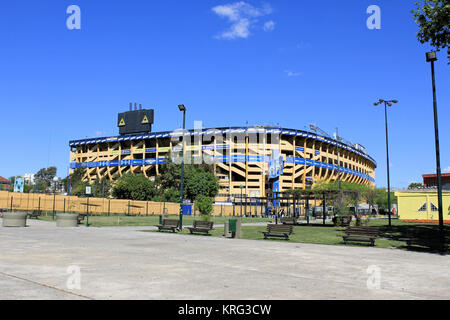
[395,189,450,223]
[23,173,35,185]
[422,173,450,190]
[0,176,10,191]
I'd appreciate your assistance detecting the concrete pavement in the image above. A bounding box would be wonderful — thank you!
[0,218,449,300]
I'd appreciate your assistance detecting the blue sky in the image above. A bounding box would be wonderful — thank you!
[0,0,448,188]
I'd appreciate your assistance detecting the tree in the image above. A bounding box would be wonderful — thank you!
[408,182,424,189]
[184,165,219,202]
[155,158,219,202]
[71,181,91,197]
[35,167,57,193]
[412,0,450,62]
[153,187,180,203]
[374,188,397,212]
[92,177,112,198]
[361,186,378,215]
[106,158,220,202]
[62,168,86,194]
[311,181,377,225]
[112,174,158,201]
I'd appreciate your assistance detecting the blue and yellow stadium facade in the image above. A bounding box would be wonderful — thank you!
[69,126,376,201]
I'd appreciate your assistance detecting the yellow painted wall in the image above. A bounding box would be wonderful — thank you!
[0,191,250,217]
[395,191,450,222]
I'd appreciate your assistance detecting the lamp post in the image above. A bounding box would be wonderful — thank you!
[178,104,186,231]
[335,128,341,191]
[374,98,398,227]
[334,128,344,215]
[240,185,243,216]
[66,167,71,196]
[52,176,58,220]
[426,51,444,250]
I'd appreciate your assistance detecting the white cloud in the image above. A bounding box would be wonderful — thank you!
[221,18,251,39]
[284,70,301,77]
[95,131,105,137]
[212,2,273,39]
[263,20,275,32]
[443,166,450,173]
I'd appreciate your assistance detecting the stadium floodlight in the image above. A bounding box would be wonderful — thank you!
[178,104,187,230]
[426,51,444,251]
[373,98,398,228]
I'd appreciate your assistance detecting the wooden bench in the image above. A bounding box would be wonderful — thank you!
[399,229,448,251]
[28,210,42,219]
[186,221,214,235]
[77,214,86,224]
[402,237,446,251]
[155,219,180,233]
[261,224,293,240]
[342,226,378,246]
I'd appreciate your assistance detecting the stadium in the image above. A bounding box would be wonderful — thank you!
[69,106,376,202]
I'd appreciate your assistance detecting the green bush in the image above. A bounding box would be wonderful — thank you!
[195,196,213,220]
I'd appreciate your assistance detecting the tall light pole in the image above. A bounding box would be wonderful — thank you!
[334,128,341,191]
[374,98,398,227]
[52,176,58,220]
[178,104,187,231]
[240,185,243,217]
[334,128,344,216]
[426,51,444,250]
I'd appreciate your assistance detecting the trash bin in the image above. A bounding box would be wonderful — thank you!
[229,219,237,234]
[224,219,238,238]
[181,204,192,215]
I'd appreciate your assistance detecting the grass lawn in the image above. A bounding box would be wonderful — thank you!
[146,223,404,249]
[38,212,272,227]
[37,212,449,252]
[144,218,450,252]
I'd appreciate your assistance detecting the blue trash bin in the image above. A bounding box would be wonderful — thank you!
[181,204,192,215]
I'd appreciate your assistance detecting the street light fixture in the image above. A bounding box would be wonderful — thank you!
[178,104,187,231]
[425,51,444,251]
[374,98,398,227]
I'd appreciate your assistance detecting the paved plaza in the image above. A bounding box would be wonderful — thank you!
[0,219,449,300]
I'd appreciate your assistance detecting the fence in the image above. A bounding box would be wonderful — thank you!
[0,191,265,217]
